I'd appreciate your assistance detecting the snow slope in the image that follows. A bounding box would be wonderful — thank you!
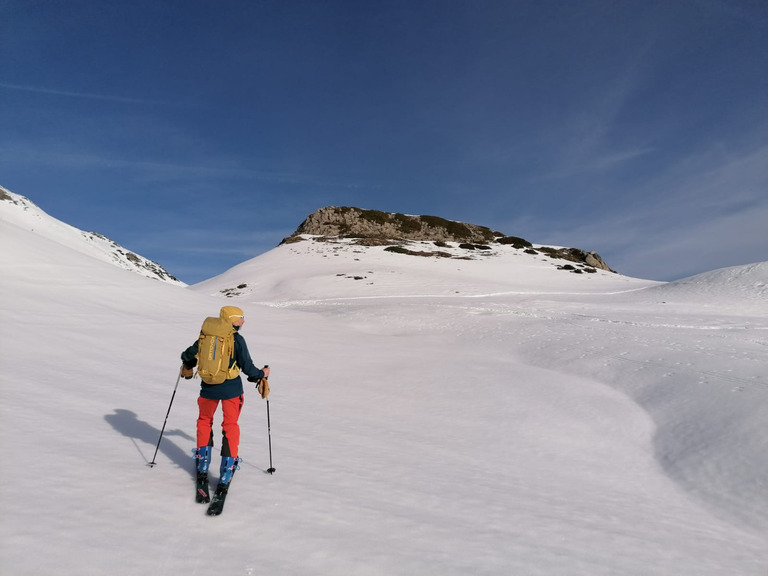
[1,220,766,575]
[192,234,654,301]
[0,186,184,285]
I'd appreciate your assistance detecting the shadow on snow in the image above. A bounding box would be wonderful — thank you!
[104,408,195,477]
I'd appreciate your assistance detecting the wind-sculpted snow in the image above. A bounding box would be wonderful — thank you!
[642,261,767,309]
[1,221,766,575]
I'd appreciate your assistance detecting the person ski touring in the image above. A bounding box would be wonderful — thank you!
[180,305,269,515]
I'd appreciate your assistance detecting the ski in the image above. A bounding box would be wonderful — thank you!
[205,456,239,515]
[196,472,210,504]
[206,483,229,516]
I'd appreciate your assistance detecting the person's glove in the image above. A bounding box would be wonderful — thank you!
[181,364,195,379]
[247,365,270,398]
[257,378,270,399]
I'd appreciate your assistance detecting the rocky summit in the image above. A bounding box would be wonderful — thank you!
[286,206,500,244]
[281,206,614,273]
[282,206,615,273]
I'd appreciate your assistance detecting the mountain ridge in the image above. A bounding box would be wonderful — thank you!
[0,185,184,285]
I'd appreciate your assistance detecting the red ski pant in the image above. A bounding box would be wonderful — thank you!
[197,395,244,458]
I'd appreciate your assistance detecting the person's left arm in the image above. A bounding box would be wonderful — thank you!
[235,334,266,381]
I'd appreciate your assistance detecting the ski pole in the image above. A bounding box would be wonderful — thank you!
[255,365,276,474]
[148,367,183,467]
[266,398,276,474]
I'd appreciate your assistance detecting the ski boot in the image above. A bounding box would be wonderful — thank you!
[207,456,241,516]
[219,455,241,485]
[194,446,212,503]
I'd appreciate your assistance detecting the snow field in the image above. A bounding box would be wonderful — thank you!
[1,219,767,575]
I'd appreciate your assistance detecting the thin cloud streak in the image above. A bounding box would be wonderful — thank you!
[612,205,768,280]
[0,82,161,105]
[501,140,768,280]
[536,34,658,181]
[0,146,380,191]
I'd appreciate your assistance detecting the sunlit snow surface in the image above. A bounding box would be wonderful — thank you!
[1,211,766,574]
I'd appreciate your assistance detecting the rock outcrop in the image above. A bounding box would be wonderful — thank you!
[286,206,500,244]
[282,206,616,273]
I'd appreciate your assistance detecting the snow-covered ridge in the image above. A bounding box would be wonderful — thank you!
[0,185,185,285]
[647,261,767,302]
[192,233,658,303]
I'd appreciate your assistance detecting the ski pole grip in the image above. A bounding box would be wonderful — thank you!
[253,365,269,386]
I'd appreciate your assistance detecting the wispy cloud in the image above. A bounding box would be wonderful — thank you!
[123,224,290,284]
[615,205,768,280]
[513,141,768,280]
[136,225,284,255]
[0,144,383,192]
[0,82,160,105]
[530,32,662,181]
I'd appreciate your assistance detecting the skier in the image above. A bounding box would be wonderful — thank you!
[180,305,269,514]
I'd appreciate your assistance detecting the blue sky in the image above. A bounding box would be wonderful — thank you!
[2,0,766,284]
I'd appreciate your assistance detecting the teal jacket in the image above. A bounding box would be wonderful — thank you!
[181,331,265,400]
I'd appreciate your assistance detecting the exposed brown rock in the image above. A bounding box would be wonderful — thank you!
[285,206,498,244]
[282,206,615,273]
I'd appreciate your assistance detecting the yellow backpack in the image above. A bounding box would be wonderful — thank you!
[196,315,240,384]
